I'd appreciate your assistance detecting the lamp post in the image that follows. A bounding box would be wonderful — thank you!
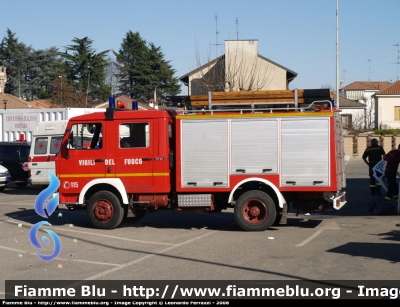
[3,99,7,110]
[59,75,63,105]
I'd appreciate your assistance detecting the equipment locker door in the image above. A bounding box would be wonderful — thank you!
[231,118,278,174]
[113,120,154,191]
[280,117,330,187]
[181,119,228,188]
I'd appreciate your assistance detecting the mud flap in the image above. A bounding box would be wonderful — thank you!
[279,202,288,225]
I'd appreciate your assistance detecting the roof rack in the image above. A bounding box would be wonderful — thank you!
[169,89,335,114]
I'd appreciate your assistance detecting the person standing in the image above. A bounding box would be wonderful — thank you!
[384,144,400,202]
[362,138,386,196]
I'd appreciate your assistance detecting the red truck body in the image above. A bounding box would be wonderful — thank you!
[55,90,346,231]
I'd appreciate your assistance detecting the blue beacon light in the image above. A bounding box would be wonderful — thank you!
[109,97,116,108]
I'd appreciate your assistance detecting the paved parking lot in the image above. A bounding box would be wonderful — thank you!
[2,161,400,299]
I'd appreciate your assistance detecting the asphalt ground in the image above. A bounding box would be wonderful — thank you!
[1,161,400,299]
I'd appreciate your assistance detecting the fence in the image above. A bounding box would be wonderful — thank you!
[344,135,400,162]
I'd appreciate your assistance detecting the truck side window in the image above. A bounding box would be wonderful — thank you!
[68,123,102,150]
[119,123,149,148]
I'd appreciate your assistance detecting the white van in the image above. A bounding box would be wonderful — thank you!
[28,120,68,186]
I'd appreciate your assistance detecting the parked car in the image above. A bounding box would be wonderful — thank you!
[0,138,31,187]
[0,164,11,192]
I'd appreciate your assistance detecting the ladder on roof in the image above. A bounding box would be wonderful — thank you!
[168,88,335,113]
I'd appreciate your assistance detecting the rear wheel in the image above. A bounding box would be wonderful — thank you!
[0,187,5,192]
[234,190,276,231]
[87,191,124,229]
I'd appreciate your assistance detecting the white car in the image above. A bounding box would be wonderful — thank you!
[0,165,11,192]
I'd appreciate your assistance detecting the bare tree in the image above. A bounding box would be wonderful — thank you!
[49,76,89,108]
[359,94,376,130]
[345,112,366,135]
[192,42,275,94]
[225,45,274,91]
[193,43,225,93]
[104,53,119,96]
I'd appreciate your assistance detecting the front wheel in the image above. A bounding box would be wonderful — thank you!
[87,191,124,229]
[234,190,276,231]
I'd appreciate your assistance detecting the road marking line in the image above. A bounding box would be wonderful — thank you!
[4,220,177,246]
[84,230,215,280]
[0,245,120,266]
[296,229,324,247]
[50,227,178,246]
[296,221,340,247]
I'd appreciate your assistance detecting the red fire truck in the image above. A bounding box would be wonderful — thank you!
[55,89,347,231]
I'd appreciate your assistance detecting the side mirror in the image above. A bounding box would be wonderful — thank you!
[87,124,95,134]
[67,132,74,149]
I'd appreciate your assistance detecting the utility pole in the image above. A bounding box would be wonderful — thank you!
[336,0,339,109]
[85,73,90,109]
[59,76,63,106]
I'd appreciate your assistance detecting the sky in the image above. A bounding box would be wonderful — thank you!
[2,0,400,95]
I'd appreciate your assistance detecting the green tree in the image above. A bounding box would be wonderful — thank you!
[62,37,110,104]
[0,29,63,100]
[31,47,64,100]
[0,28,20,94]
[148,43,180,104]
[113,31,180,103]
[113,31,150,102]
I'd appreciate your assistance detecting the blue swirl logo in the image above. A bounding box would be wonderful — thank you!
[29,171,61,261]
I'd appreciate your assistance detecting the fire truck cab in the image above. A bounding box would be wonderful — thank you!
[56,90,347,231]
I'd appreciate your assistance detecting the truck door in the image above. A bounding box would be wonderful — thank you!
[113,120,154,191]
[57,122,105,196]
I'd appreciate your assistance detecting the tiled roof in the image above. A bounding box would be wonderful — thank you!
[93,95,153,110]
[29,99,51,108]
[342,81,392,91]
[337,96,366,108]
[375,80,400,95]
[0,93,44,109]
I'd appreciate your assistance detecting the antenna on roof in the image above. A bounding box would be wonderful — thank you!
[236,18,239,40]
[215,14,219,58]
[212,14,223,58]
[393,44,400,81]
[367,59,373,81]
[341,69,347,86]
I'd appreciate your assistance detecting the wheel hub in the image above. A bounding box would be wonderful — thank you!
[250,206,261,217]
[243,199,267,225]
[93,200,113,221]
